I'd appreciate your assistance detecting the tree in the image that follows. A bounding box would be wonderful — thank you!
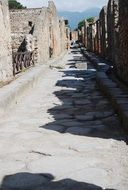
[78,20,84,30]
[78,17,95,30]
[86,17,95,24]
[8,0,26,9]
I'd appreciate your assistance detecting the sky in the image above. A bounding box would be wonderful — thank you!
[18,0,108,12]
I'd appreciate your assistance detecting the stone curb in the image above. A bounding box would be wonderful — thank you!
[0,51,67,116]
[81,48,110,72]
[96,72,128,131]
[81,48,128,132]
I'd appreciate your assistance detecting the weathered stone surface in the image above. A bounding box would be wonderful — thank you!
[53,114,73,120]
[107,0,119,65]
[117,0,128,83]
[43,124,65,133]
[80,0,128,84]
[0,160,25,175]
[1,173,50,190]
[0,0,13,82]
[94,112,104,119]
[0,40,127,190]
[75,62,87,70]
[10,1,69,64]
[66,127,92,135]
[74,99,91,105]
[75,114,94,121]
[60,120,84,127]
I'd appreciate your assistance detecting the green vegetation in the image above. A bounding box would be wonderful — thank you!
[78,20,84,30]
[86,17,95,24]
[78,17,95,30]
[8,0,26,9]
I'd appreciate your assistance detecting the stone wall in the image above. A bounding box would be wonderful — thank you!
[107,0,119,66]
[83,20,89,48]
[0,0,12,82]
[10,1,68,65]
[80,0,128,84]
[10,8,42,52]
[99,6,108,58]
[95,19,101,54]
[59,19,67,52]
[117,0,128,83]
[81,26,85,45]
[71,31,78,42]
[83,18,97,52]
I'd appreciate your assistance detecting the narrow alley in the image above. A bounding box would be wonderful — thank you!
[0,49,127,190]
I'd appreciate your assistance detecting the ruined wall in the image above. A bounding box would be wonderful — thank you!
[81,0,128,84]
[48,1,61,58]
[95,19,101,54]
[81,26,85,45]
[0,0,12,82]
[34,8,50,64]
[59,19,67,52]
[107,0,114,61]
[10,8,42,53]
[86,20,97,52]
[86,25,93,51]
[71,31,78,42]
[83,20,89,48]
[65,26,71,50]
[117,0,128,83]
[99,6,108,58]
[10,8,49,64]
[10,1,68,65]
[107,0,119,66]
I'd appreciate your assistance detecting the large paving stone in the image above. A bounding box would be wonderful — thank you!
[0,173,51,190]
[72,93,87,98]
[42,124,65,133]
[28,156,101,178]
[65,127,93,135]
[53,114,73,120]
[94,112,104,119]
[0,49,127,190]
[75,62,87,70]
[103,111,114,118]
[53,105,73,111]
[57,119,85,127]
[0,161,25,177]
[38,179,103,190]
[74,99,91,105]
[75,112,94,121]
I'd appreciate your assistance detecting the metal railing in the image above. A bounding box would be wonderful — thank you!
[12,51,34,76]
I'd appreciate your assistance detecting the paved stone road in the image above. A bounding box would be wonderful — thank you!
[0,49,128,190]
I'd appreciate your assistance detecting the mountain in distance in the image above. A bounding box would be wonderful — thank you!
[58,7,100,30]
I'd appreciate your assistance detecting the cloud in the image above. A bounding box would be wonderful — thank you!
[19,0,108,11]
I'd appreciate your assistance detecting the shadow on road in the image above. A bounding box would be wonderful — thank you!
[0,172,116,190]
[40,49,126,141]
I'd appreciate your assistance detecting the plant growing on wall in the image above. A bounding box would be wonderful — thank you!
[8,0,26,9]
